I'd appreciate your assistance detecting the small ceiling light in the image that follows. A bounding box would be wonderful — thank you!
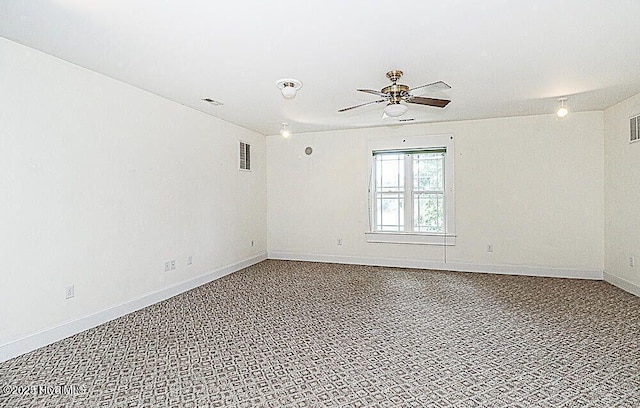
[384,103,408,118]
[280,122,291,138]
[276,78,303,99]
[556,97,569,118]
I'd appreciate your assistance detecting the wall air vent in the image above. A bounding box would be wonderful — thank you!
[631,114,640,143]
[239,141,251,171]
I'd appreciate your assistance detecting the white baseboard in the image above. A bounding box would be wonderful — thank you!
[603,271,640,297]
[0,253,267,363]
[267,251,603,280]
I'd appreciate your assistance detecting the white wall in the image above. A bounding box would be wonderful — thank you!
[267,112,604,277]
[603,92,640,295]
[0,38,267,358]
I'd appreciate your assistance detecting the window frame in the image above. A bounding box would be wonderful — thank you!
[365,134,456,246]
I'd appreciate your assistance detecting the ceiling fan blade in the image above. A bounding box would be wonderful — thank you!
[338,99,386,112]
[357,88,389,97]
[408,81,451,94]
[406,96,451,108]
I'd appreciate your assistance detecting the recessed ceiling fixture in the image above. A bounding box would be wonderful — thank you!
[276,78,303,99]
[280,122,291,138]
[556,97,569,118]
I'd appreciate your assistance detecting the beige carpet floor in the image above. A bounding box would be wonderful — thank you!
[1,260,639,407]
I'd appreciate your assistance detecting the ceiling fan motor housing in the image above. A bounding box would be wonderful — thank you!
[381,84,409,103]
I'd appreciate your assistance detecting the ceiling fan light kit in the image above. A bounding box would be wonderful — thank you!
[384,103,408,117]
[339,70,451,117]
[276,78,303,99]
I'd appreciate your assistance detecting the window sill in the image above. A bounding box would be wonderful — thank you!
[365,232,456,246]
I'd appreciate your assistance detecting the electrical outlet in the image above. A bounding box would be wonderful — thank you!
[630,256,635,268]
[164,261,171,272]
[487,244,494,253]
[187,255,193,265]
[170,260,176,270]
[65,285,75,299]
[337,238,342,246]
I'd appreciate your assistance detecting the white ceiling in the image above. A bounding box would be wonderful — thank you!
[2,1,640,136]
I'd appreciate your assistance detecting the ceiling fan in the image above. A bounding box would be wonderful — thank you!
[339,70,451,118]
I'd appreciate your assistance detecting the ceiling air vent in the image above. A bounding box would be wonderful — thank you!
[239,141,251,171]
[202,98,223,106]
[631,114,640,143]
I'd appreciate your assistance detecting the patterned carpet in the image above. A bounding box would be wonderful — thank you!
[1,260,639,407]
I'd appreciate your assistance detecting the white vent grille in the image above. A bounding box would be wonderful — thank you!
[631,114,639,143]
[239,141,251,171]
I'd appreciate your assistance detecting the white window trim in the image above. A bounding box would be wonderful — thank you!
[364,232,456,246]
[366,134,456,246]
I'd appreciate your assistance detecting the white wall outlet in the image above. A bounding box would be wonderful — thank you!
[630,256,635,267]
[170,260,176,270]
[164,261,171,272]
[65,285,75,299]
[337,238,343,246]
[487,244,494,253]
[187,255,193,265]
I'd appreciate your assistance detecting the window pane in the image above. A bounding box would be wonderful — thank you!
[413,153,444,191]
[375,154,404,191]
[376,193,404,231]
[413,193,444,232]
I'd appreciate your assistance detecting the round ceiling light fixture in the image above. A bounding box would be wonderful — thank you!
[384,103,408,118]
[280,122,291,138]
[276,78,303,99]
[556,97,569,118]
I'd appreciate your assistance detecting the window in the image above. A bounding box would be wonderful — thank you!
[372,149,446,233]
[366,135,455,245]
